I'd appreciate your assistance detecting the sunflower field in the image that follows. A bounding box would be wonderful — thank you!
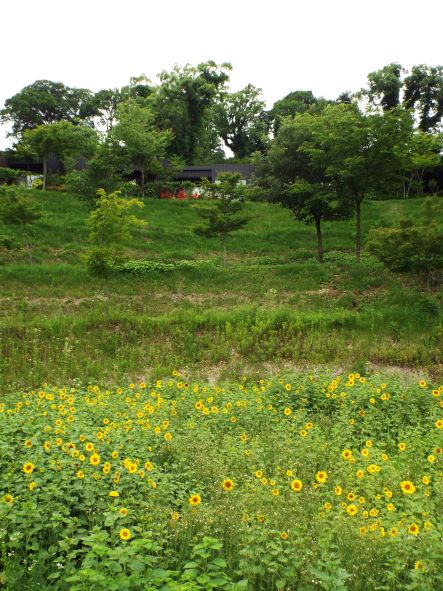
[1,372,442,590]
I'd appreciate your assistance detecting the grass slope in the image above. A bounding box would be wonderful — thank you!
[0,191,442,388]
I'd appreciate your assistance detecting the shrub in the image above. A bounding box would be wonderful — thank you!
[0,167,21,185]
[0,185,42,226]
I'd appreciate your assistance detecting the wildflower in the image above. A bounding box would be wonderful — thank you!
[109,491,120,497]
[23,462,35,475]
[335,486,343,495]
[291,479,303,492]
[422,476,430,485]
[222,479,234,491]
[119,528,131,541]
[255,470,263,478]
[347,504,358,516]
[400,481,416,494]
[76,471,85,479]
[341,449,352,461]
[280,532,288,540]
[283,407,292,416]
[398,442,406,452]
[119,507,128,516]
[90,453,100,466]
[315,471,327,483]
[189,494,201,506]
[408,523,419,536]
[2,494,14,504]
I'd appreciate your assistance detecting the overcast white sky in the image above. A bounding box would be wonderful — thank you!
[1,0,442,148]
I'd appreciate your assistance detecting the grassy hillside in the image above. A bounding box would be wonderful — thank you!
[0,191,442,388]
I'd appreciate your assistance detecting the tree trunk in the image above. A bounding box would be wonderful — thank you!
[221,237,227,267]
[315,216,324,263]
[141,167,145,197]
[42,157,47,191]
[355,198,362,263]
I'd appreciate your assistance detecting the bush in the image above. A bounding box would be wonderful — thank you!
[0,185,42,226]
[83,247,128,277]
[0,167,21,185]
[367,219,443,285]
[120,258,216,275]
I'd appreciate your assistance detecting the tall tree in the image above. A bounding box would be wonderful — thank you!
[18,121,98,189]
[153,61,231,163]
[270,91,329,134]
[366,63,404,111]
[403,65,443,132]
[301,105,414,261]
[0,80,94,138]
[214,84,270,158]
[111,101,173,196]
[255,114,350,263]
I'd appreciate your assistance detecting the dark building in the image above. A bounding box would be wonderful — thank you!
[175,163,254,183]
[0,151,254,184]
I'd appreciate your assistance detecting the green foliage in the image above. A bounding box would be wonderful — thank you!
[18,121,98,190]
[154,61,231,163]
[121,259,216,274]
[111,101,173,195]
[0,373,442,589]
[87,189,146,247]
[0,185,42,226]
[0,167,22,185]
[194,173,249,265]
[214,84,270,158]
[367,217,443,284]
[298,104,415,261]
[0,79,94,137]
[83,247,128,277]
[64,140,132,200]
[270,90,330,133]
[257,112,353,262]
[403,65,443,132]
[366,63,404,111]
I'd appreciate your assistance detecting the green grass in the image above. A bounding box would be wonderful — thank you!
[0,191,442,388]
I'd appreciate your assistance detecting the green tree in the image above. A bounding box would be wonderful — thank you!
[367,199,443,287]
[18,121,98,190]
[254,114,351,262]
[269,90,330,134]
[87,188,146,247]
[64,137,132,199]
[300,104,414,261]
[86,188,147,275]
[0,80,94,138]
[403,65,443,132]
[214,84,270,158]
[153,61,231,163]
[402,131,443,197]
[193,172,249,266]
[365,63,404,111]
[111,101,173,196]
